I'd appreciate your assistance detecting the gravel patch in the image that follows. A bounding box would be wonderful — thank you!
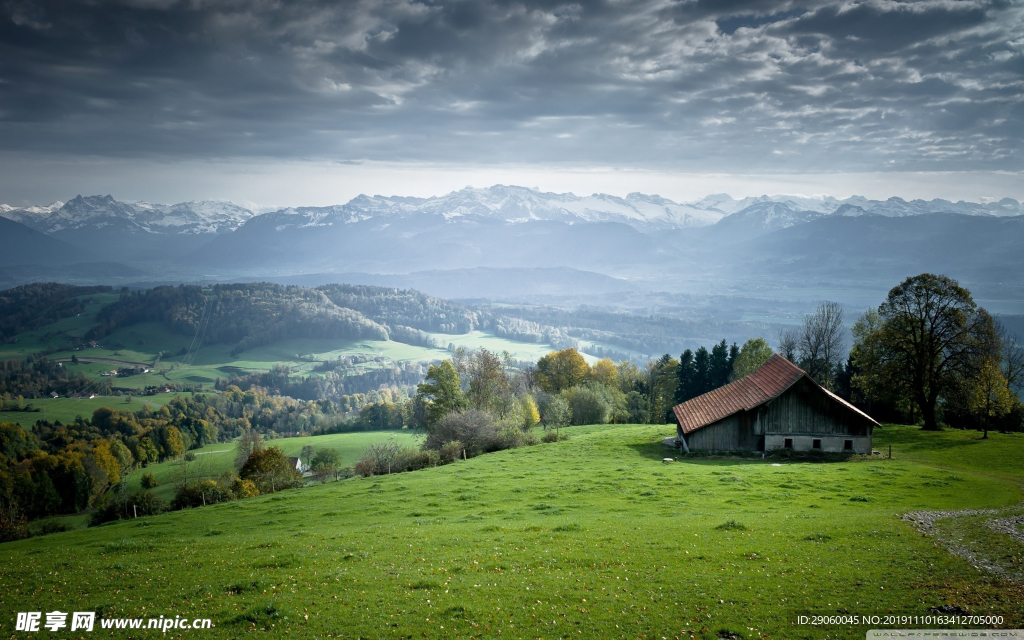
[987,513,1024,545]
[901,508,1024,583]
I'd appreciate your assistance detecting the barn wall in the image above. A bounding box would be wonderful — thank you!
[686,411,761,451]
[761,378,872,437]
[764,434,872,454]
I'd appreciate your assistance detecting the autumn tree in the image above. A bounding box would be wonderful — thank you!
[535,348,591,394]
[969,358,1015,439]
[590,358,618,388]
[520,396,540,428]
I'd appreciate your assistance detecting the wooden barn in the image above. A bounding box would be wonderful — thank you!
[668,354,878,453]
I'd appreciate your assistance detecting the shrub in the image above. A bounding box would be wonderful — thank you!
[231,478,260,499]
[495,424,536,449]
[438,440,464,464]
[355,439,412,476]
[171,480,232,510]
[541,430,570,443]
[424,410,499,456]
[563,384,613,425]
[0,511,29,543]
[140,472,158,489]
[539,395,571,430]
[353,458,376,477]
[32,520,73,536]
[90,491,164,526]
[398,448,440,471]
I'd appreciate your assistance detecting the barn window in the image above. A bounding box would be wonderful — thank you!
[844,440,853,451]
[784,438,793,449]
[812,439,822,449]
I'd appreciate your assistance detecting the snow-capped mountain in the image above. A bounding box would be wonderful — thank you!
[691,193,1022,219]
[3,189,1019,241]
[0,195,255,235]
[257,185,726,231]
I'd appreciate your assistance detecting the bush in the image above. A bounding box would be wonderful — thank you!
[424,410,499,456]
[438,440,464,464]
[90,491,164,526]
[563,383,613,425]
[495,424,536,449]
[231,478,260,498]
[171,480,232,510]
[355,439,412,476]
[541,430,570,443]
[539,395,571,430]
[0,511,29,543]
[397,448,440,471]
[140,472,158,489]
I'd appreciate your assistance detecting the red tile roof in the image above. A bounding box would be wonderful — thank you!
[671,354,878,434]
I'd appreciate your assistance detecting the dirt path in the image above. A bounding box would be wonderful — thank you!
[901,507,1024,583]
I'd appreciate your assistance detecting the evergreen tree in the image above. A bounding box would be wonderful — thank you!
[675,349,696,404]
[710,340,731,389]
[693,347,711,395]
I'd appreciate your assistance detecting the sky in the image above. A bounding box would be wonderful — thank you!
[1,0,1022,207]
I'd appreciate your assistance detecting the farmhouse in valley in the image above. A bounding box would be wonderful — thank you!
[287,456,309,474]
[668,354,878,453]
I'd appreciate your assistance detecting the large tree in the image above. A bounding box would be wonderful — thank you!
[866,274,998,431]
[535,348,591,394]
[416,360,468,428]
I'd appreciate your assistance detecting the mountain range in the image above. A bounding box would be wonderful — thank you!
[1,186,1022,308]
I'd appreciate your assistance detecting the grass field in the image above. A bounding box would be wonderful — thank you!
[123,430,423,502]
[3,306,565,390]
[0,423,1021,638]
[0,392,184,428]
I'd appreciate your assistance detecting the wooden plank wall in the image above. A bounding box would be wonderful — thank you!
[686,412,760,451]
[761,378,871,437]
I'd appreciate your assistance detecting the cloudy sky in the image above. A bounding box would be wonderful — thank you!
[1,0,1022,206]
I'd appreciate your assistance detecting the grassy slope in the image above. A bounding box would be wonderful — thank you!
[1,424,1022,638]
[0,392,183,429]
[125,430,423,502]
[3,308,563,390]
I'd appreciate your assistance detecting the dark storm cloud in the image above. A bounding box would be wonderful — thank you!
[0,0,1021,171]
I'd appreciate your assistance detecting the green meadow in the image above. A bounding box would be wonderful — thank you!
[5,309,561,391]
[1,423,1022,638]
[123,430,424,502]
[0,392,183,429]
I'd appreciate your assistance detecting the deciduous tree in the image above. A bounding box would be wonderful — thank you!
[416,361,468,428]
[860,274,999,431]
[732,338,774,380]
[535,349,591,394]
